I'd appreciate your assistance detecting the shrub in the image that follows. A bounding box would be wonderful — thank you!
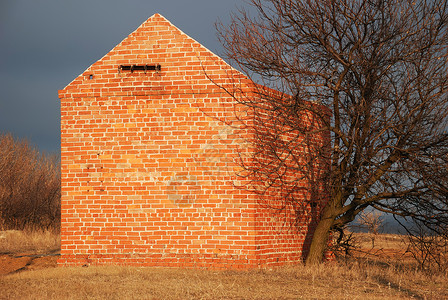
[405,222,448,274]
[0,133,60,230]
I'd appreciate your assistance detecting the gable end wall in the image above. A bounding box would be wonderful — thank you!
[58,14,326,269]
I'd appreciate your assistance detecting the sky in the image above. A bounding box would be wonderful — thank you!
[0,0,247,154]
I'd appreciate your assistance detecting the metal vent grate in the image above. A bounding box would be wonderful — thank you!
[118,64,161,73]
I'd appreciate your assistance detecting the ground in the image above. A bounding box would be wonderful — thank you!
[0,253,58,275]
[1,231,447,299]
[0,229,59,275]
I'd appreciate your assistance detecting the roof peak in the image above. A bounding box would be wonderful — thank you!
[59,12,245,93]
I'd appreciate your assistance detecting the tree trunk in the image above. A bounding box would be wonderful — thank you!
[305,208,335,265]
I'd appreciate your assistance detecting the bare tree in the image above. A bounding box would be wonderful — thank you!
[217,0,448,264]
[357,210,384,248]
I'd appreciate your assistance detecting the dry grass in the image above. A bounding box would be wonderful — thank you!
[1,231,447,299]
[1,261,447,299]
[348,232,410,258]
[0,228,60,254]
[354,232,406,248]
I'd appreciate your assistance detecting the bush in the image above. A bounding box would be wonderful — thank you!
[405,222,448,274]
[0,133,60,230]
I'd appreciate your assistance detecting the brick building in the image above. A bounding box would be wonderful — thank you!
[58,14,328,269]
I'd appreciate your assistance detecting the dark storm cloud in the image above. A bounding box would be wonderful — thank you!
[0,0,243,153]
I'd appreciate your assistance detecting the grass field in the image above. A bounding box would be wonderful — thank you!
[0,228,60,255]
[1,230,447,299]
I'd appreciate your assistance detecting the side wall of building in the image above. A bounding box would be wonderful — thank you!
[242,90,331,267]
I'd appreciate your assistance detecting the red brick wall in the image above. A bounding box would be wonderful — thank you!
[58,14,328,269]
